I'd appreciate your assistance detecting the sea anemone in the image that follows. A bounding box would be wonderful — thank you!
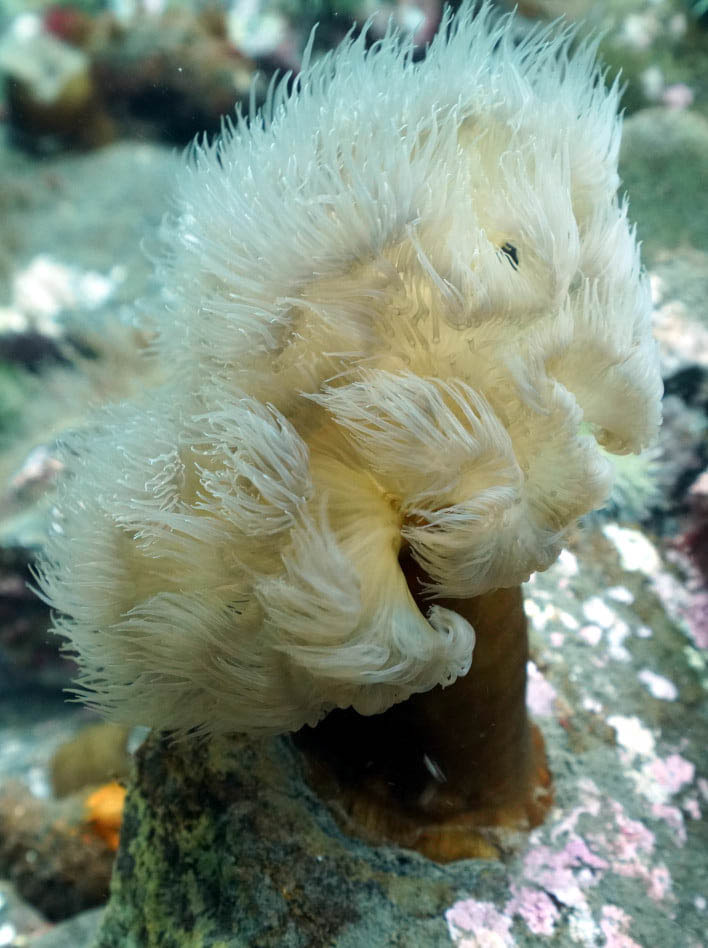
[36,0,662,858]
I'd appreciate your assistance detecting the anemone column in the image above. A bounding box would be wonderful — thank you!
[296,557,551,861]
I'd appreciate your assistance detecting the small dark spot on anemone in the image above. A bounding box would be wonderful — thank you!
[501,241,519,269]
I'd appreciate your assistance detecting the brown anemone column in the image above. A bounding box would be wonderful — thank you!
[294,552,552,862]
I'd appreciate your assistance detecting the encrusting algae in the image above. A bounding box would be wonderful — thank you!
[36,0,662,859]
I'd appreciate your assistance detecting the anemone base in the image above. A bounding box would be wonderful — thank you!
[295,584,553,862]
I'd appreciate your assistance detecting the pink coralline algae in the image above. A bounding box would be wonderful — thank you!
[600,905,643,948]
[632,752,696,843]
[522,834,608,912]
[525,662,557,717]
[603,802,655,865]
[446,775,683,945]
[445,727,701,944]
[649,803,686,844]
[647,864,672,902]
[683,797,701,821]
[445,899,515,947]
[507,887,559,936]
[647,754,695,796]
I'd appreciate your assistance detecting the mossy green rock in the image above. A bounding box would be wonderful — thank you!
[95,733,486,948]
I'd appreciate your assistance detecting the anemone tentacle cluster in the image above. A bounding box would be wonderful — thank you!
[37,1,662,737]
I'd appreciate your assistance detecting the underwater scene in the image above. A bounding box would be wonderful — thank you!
[0,0,707,945]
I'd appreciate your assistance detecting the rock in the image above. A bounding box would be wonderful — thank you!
[0,779,116,921]
[91,5,255,145]
[0,879,48,944]
[0,14,111,150]
[0,139,178,317]
[50,722,132,799]
[28,907,104,948]
[93,528,708,947]
[96,731,466,947]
